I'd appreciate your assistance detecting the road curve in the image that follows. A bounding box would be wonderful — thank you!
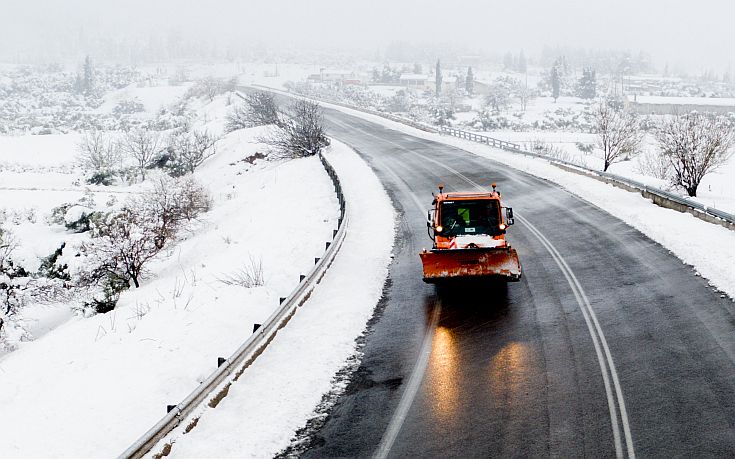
[286,107,735,458]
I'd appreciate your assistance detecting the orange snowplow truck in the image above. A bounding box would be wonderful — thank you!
[420,184,522,283]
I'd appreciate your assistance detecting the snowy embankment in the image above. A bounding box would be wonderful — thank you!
[280,92,735,301]
[157,140,395,458]
[0,129,341,457]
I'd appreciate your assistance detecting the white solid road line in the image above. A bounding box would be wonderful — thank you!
[520,216,629,458]
[522,217,635,459]
[373,301,442,459]
[331,116,635,458]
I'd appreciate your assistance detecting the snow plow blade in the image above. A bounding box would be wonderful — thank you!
[420,247,522,283]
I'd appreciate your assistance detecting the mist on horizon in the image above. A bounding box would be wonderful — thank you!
[1,0,733,73]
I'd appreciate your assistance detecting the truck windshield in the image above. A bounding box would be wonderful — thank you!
[440,199,501,236]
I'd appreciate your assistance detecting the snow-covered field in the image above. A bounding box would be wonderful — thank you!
[0,87,349,457]
[95,82,192,117]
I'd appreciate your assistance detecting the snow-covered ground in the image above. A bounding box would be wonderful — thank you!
[95,82,192,117]
[156,139,395,458]
[283,93,735,303]
[0,90,346,457]
[479,130,735,214]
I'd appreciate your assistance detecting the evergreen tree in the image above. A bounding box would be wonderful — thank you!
[82,55,95,96]
[503,52,514,70]
[551,65,561,102]
[435,59,443,95]
[466,67,474,95]
[413,62,422,74]
[518,50,527,73]
[577,67,597,99]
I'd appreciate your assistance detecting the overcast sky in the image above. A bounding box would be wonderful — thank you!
[1,0,732,71]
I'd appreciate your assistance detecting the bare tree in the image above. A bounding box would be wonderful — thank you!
[518,85,535,112]
[83,207,164,289]
[655,112,735,197]
[186,77,226,102]
[121,129,161,181]
[226,91,282,132]
[145,175,211,242]
[259,99,329,158]
[77,130,122,184]
[0,229,22,337]
[168,129,220,174]
[594,100,643,171]
[82,176,211,291]
[484,85,511,113]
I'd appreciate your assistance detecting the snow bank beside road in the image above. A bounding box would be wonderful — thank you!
[0,128,339,458]
[167,140,395,458]
[297,95,735,302]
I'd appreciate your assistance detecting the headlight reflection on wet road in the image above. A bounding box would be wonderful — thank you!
[427,326,460,423]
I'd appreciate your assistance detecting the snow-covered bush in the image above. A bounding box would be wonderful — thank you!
[636,149,672,180]
[0,227,29,346]
[473,109,530,131]
[225,91,281,132]
[576,142,595,154]
[525,140,573,162]
[113,99,145,115]
[148,99,192,131]
[427,98,455,126]
[64,205,102,233]
[78,176,211,310]
[258,99,329,158]
[534,106,594,132]
[77,130,123,185]
[160,129,219,176]
[121,129,162,181]
[185,77,234,102]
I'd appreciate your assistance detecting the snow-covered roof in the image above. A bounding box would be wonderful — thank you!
[633,96,735,107]
[321,70,355,75]
[399,74,428,81]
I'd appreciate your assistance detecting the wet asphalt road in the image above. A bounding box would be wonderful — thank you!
[287,105,735,458]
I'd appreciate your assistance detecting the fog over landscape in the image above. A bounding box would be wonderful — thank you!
[2,0,734,71]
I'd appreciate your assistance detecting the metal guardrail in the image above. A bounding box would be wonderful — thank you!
[119,152,349,459]
[438,126,735,228]
[439,127,521,151]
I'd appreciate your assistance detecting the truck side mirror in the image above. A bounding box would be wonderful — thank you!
[505,207,515,226]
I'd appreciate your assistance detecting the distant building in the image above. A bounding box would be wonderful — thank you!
[628,95,735,115]
[399,73,430,90]
[309,70,365,85]
[441,76,457,93]
[472,80,492,96]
